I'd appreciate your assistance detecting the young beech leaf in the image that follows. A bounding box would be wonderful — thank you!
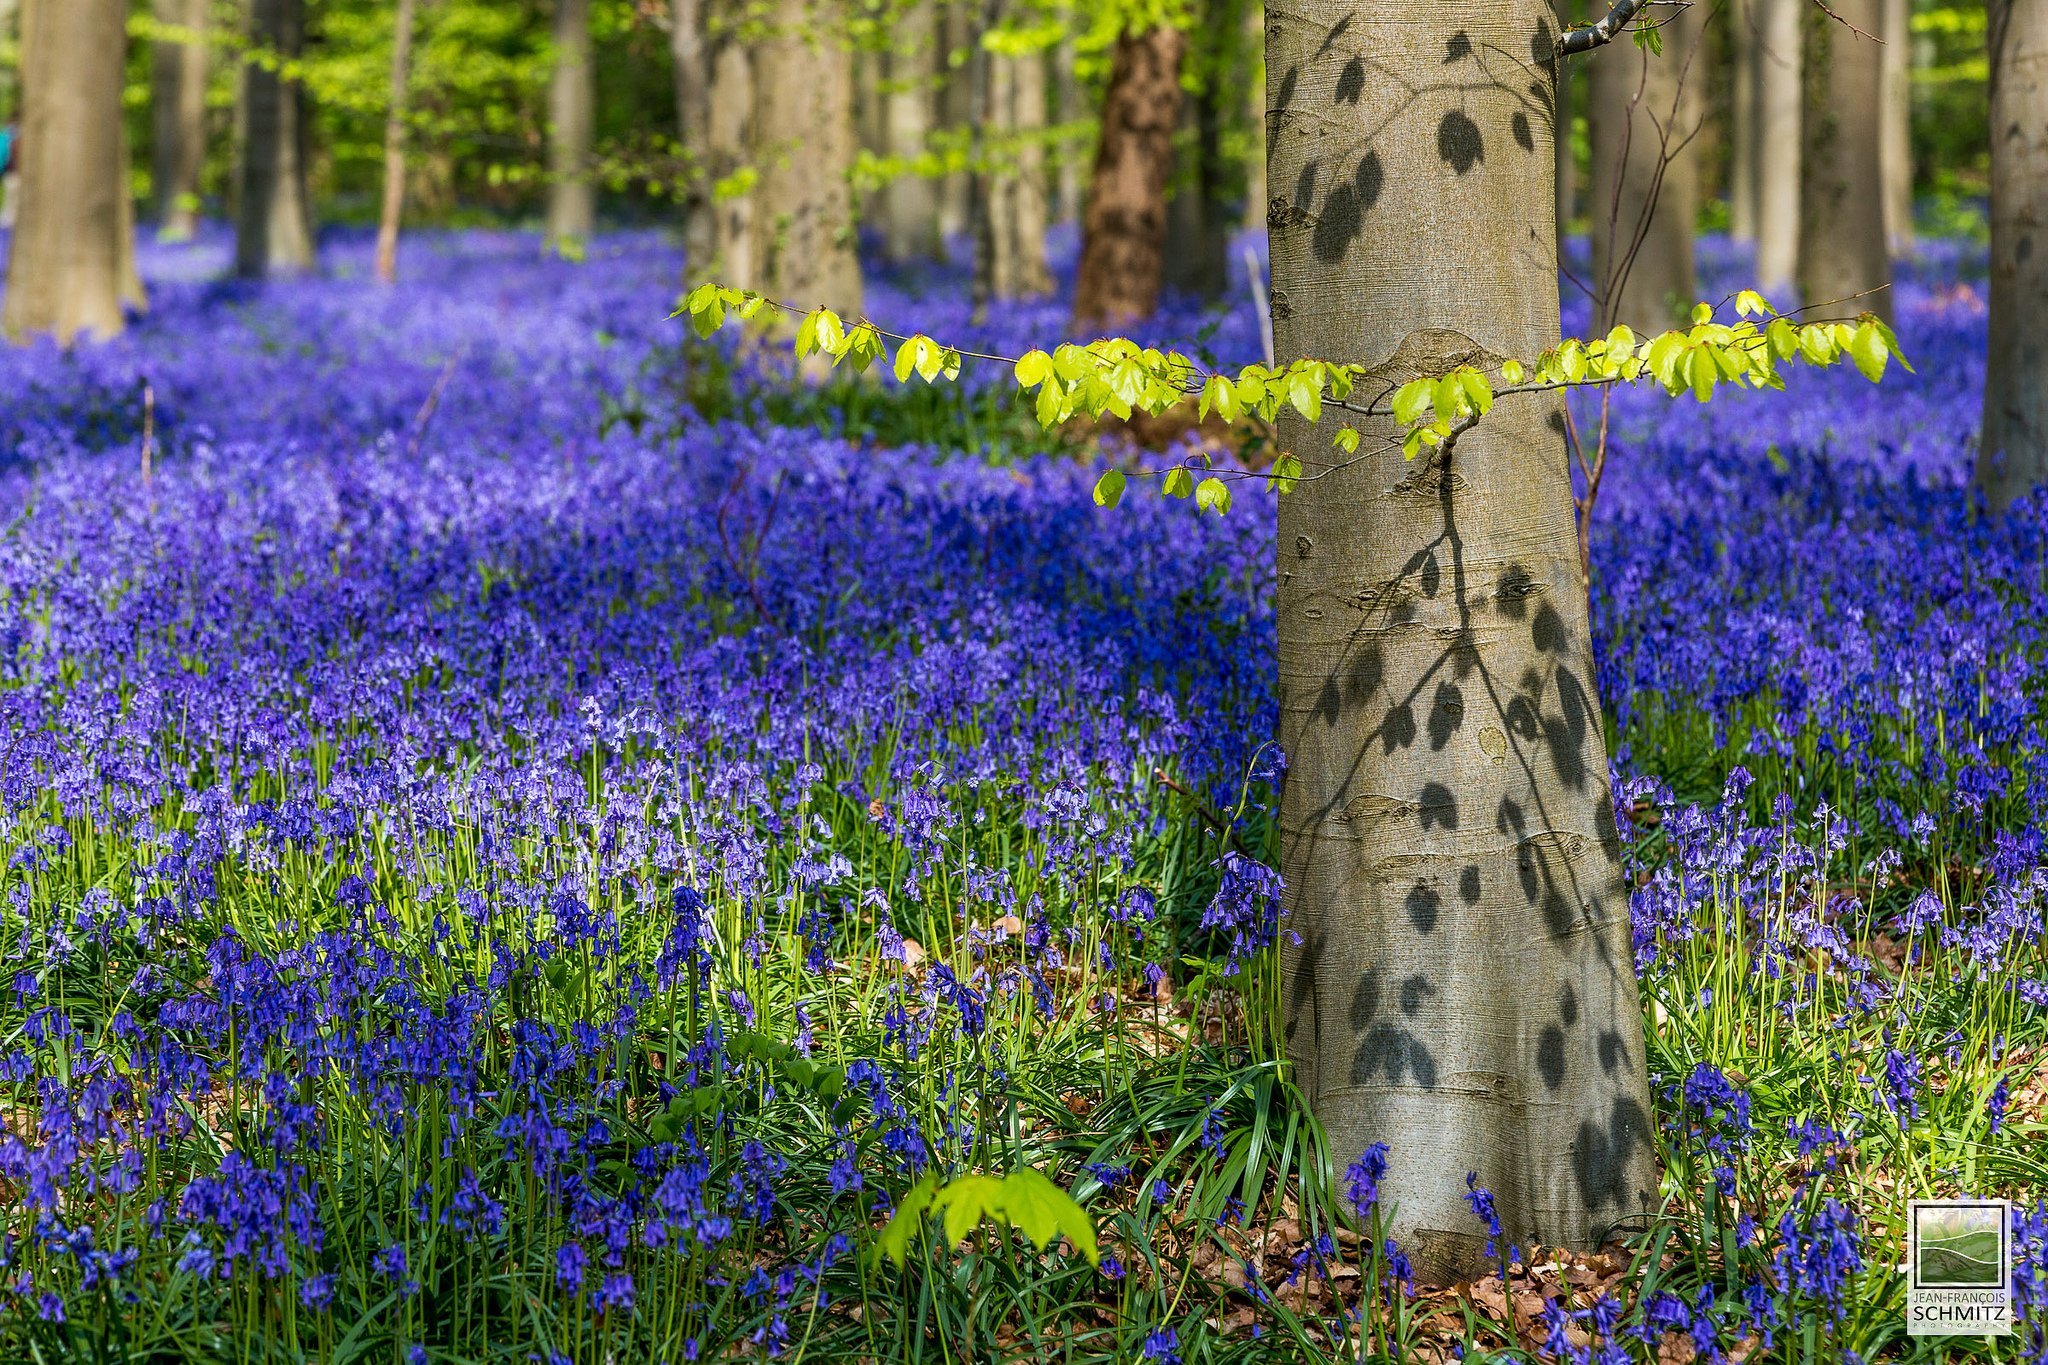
[1332,427,1361,453]
[873,1174,941,1268]
[1392,378,1433,427]
[1162,467,1194,499]
[1272,452,1303,492]
[1194,476,1231,515]
[1092,468,1127,508]
[1014,349,1053,388]
[1848,321,1889,382]
[1499,357,1526,386]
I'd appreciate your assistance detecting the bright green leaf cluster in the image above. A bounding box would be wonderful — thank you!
[873,1168,1100,1269]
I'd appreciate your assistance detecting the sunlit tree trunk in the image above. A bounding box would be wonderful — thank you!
[1071,24,1184,329]
[1978,0,2048,511]
[705,22,756,287]
[151,0,209,240]
[985,43,1052,297]
[1165,0,1230,299]
[1754,0,1800,298]
[5,0,136,342]
[1880,0,1913,253]
[1799,0,1891,323]
[1055,21,1082,223]
[938,0,974,239]
[546,0,595,251]
[1728,0,1757,243]
[236,0,315,278]
[882,0,942,263]
[1269,0,1657,1281]
[672,0,714,280]
[753,0,862,315]
[1588,2,1705,329]
[374,0,418,284]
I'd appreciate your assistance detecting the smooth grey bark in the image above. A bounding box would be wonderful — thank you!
[753,0,862,316]
[236,0,315,279]
[1753,0,1801,297]
[1268,1,1656,1280]
[374,0,419,285]
[1588,1,1705,330]
[985,44,1052,297]
[546,0,595,250]
[1880,0,1913,253]
[151,0,209,240]
[1728,0,1757,242]
[1055,23,1083,222]
[1978,0,2048,511]
[937,0,975,239]
[705,26,756,287]
[1799,0,1891,324]
[881,0,942,262]
[5,0,136,342]
[672,0,714,279]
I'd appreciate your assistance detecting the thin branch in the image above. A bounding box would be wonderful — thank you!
[1559,0,1655,56]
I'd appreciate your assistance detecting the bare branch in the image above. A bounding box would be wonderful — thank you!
[1559,0,1655,56]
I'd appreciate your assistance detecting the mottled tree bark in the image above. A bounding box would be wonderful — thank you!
[1799,0,1891,323]
[1071,25,1185,329]
[546,0,595,250]
[753,0,863,315]
[1753,0,1801,298]
[882,0,942,263]
[1728,0,1757,243]
[5,0,136,342]
[985,44,1052,297]
[672,0,714,280]
[1588,1,1705,330]
[1268,0,1657,1281]
[705,28,756,288]
[374,0,418,285]
[1978,0,2048,511]
[151,0,209,240]
[1880,0,1913,253]
[237,0,315,279]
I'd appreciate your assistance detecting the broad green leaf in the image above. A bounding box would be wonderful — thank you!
[1014,349,1053,388]
[1092,468,1127,508]
[1194,477,1231,515]
[1332,427,1360,453]
[1272,452,1303,493]
[938,1175,1005,1248]
[1690,302,1713,326]
[1457,368,1493,416]
[1391,378,1433,427]
[1735,289,1775,318]
[1499,357,1526,386]
[1847,321,1889,381]
[1162,466,1194,499]
[873,1175,941,1267]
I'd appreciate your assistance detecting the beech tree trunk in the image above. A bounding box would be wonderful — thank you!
[881,0,942,263]
[1242,0,1266,232]
[1056,25,1083,222]
[1979,0,2048,511]
[1729,0,1757,243]
[1588,2,1705,330]
[937,1,974,239]
[5,0,136,342]
[151,0,209,240]
[753,0,862,316]
[1268,1,1657,1281]
[1880,0,1913,253]
[374,0,418,285]
[1071,25,1185,329]
[705,29,756,288]
[1754,0,1801,298]
[985,44,1053,297]
[236,0,315,278]
[546,0,595,250]
[672,0,714,280]
[1799,0,1891,323]
[1165,3,1230,300]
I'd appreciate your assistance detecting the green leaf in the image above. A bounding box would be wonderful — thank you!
[938,1175,1005,1248]
[1499,357,1526,386]
[1391,378,1433,427]
[1847,321,1890,382]
[1332,427,1360,454]
[1735,289,1775,318]
[1162,467,1194,499]
[1457,368,1494,416]
[1014,349,1053,388]
[1272,452,1303,493]
[1690,302,1713,326]
[1287,367,1323,422]
[873,1174,941,1268]
[1034,380,1066,427]
[1092,468,1127,508]
[1194,477,1232,515]
[1201,374,1241,422]
[998,1169,1098,1265]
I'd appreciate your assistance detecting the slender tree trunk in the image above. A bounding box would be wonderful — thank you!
[1754,0,1801,297]
[1071,25,1184,329]
[856,48,886,161]
[882,0,942,263]
[236,0,315,278]
[1729,0,1757,243]
[705,28,756,288]
[4,0,133,342]
[1165,2,1230,299]
[1242,0,1266,232]
[985,44,1052,297]
[753,0,862,315]
[546,0,595,250]
[374,0,418,285]
[1055,22,1082,222]
[672,0,714,280]
[1269,1,1657,1281]
[1880,0,1913,253]
[1588,1,1705,330]
[1978,0,2048,511]
[937,0,974,240]
[1799,0,1891,323]
[151,0,209,240]
[117,117,145,310]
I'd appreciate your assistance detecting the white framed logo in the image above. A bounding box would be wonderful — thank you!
[1907,1199,2012,1336]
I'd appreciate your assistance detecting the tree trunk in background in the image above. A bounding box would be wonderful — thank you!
[1055,24,1082,222]
[1978,0,2048,511]
[705,30,756,287]
[672,0,714,280]
[986,45,1052,297]
[1268,0,1657,1282]
[1799,0,1891,324]
[374,0,418,284]
[1242,0,1265,232]
[1754,0,1801,298]
[1588,2,1705,330]
[937,1,974,240]
[236,0,315,278]
[1729,0,1757,243]
[856,49,885,161]
[151,0,209,240]
[753,0,862,315]
[1165,3,1230,300]
[117,118,145,310]
[4,0,134,342]
[546,0,595,251]
[1071,25,1184,329]
[1880,0,1913,253]
[882,0,942,262]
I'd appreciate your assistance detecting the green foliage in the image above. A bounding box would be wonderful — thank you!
[873,1167,1100,1268]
